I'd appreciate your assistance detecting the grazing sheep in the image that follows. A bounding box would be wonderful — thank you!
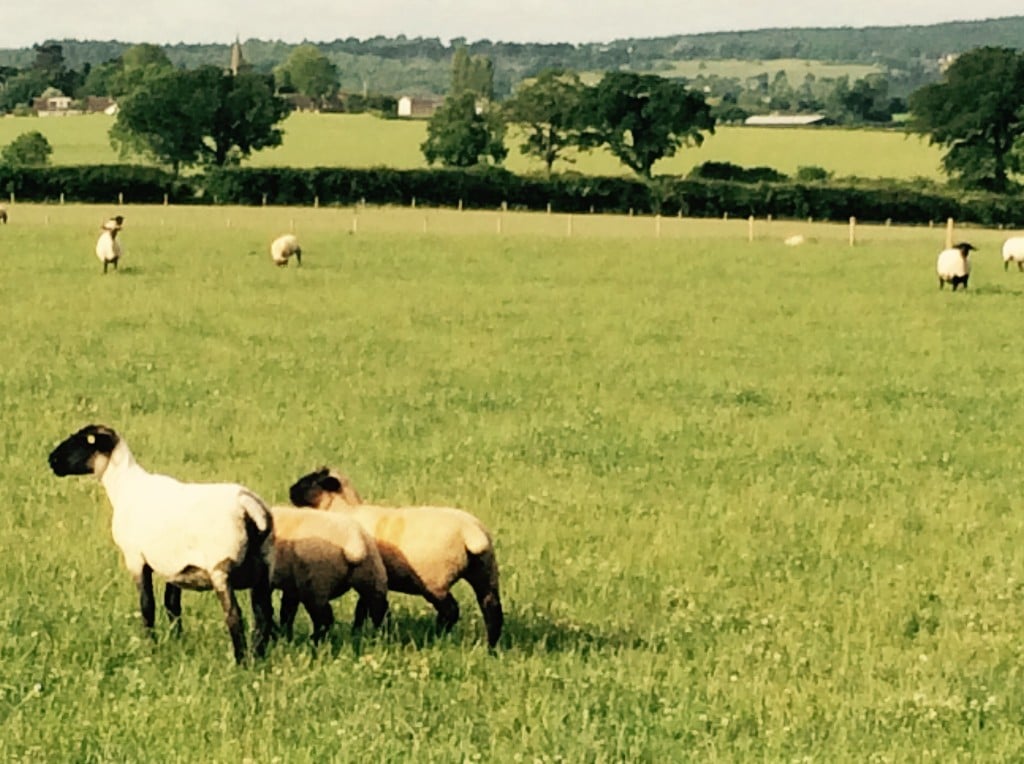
[0,203,8,224]
[270,234,302,267]
[784,234,806,246]
[47,424,275,664]
[270,506,389,642]
[1002,237,1024,272]
[96,216,124,274]
[290,468,503,648]
[937,241,976,291]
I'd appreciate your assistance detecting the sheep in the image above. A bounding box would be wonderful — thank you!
[937,241,976,291]
[96,216,124,274]
[289,467,503,648]
[47,424,275,664]
[0,203,8,224]
[270,234,302,267]
[269,505,389,642]
[784,234,806,246]
[1002,237,1024,272]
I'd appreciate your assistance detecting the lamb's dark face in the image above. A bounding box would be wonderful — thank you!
[48,425,120,477]
[289,467,341,508]
[956,242,976,258]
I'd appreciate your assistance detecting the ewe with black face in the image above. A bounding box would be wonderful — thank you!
[48,424,275,664]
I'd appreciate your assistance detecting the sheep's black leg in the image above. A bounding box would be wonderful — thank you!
[249,568,273,658]
[215,584,247,664]
[1018,262,1023,272]
[938,278,944,289]
[429,593,460,634]
[353,590,389,630]
[465,557,504,649]
[1006,261,1011,272]
[135,565,155,631]
[164,583,182,636]
[963,276,969,290]
[279,589,300,640]
[306,601,335,643]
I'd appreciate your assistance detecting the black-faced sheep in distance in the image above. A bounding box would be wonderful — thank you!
[289,468,503,648]
[269,505,389,642]
[47,424,275,664]
[95,215,124,274]
[937,241,975,291]
[270,234,301,267]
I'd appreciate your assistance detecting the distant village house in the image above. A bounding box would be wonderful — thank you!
[397,95,444,118]
[743,114,830,127]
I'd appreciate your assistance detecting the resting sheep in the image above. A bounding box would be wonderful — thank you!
[289,467,503,648]
[270,234,301,267]
[270,506,389,642]
[96,215,124,274]
[47,424,275,664]
[1002,237,1024,272]
[937,241,975,291]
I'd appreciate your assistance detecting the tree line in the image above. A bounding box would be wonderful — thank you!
[0,39,1023,194]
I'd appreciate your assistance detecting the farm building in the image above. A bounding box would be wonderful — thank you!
[744,114,830,127]
[398,96,444,118]
[33,88,77,116]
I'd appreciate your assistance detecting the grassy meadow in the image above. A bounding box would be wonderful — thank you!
[0,112,946,180]
[3,203,1024,760]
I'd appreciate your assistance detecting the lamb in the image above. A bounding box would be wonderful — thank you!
[289,467,503,648]
[270,234,302,267]
[47,424,275,664]
[936,241,975,291]
[95,215,124,274]
[1002,237,1024,272]
[269,505,389,642]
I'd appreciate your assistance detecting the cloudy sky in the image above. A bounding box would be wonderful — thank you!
[2,0,1022,48]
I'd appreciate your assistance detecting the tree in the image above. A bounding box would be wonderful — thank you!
[451,46,494,99]
[421,91,506,167]
[1,131,52,166]
[504,69,587,174]
[583,72,715,178]
[110,65,289,175]
[275,44,338,103]
[908,47,1024,192]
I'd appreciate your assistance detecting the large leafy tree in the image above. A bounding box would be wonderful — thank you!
[421,91,506,167]
[111,65,289,175]
[908,47,1024,192]
[504,69,587,174]
[275,44,338,102]
[451,46,494,99]
[584,72,715,178]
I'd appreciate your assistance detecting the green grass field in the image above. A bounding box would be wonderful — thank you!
[4,204,1024,760]
[0,112,946,180]
[642,58,883,83]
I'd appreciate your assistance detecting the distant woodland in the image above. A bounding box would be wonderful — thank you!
[0,16,1022,98]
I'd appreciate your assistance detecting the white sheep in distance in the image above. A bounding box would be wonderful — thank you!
[47,424,275,664]
[269,506,389,642]
[289,467,503,648]
[1002,237,1024,272]
[936,241,976,291]
[95,215,124,274]
[270,234,302,267]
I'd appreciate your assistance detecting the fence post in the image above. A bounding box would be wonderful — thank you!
[458,199,463,211]
[262,193,267,207]
[946,217,954,248]
[352,215,358,235]
[118,192,123,206]
[496,215,502,235]
[655,214,661,238]
[59,192,64,205]
[163,193,169,206]
[567,214,573,237]
[314,195,319,209]
[849,216,857,247]
[546,202,551,214]
[411,197,416,209]
[748,215,754,243]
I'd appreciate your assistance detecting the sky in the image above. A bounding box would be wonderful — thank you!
[2,0,1022,49]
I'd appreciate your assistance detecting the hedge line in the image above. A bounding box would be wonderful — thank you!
[2,164,1023,227]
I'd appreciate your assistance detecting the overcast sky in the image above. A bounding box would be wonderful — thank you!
[2,0,1022,48]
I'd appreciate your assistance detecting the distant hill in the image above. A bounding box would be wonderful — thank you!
[1,16,1021,97]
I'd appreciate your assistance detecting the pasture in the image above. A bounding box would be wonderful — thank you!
[3,203,1024,760]
[0,112,946,180]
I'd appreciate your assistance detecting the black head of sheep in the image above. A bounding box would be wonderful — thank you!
[289,467,338,508]
[955,242,976,258]
[48,424,120,477]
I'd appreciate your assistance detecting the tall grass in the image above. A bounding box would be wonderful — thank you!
[2,204,1023,760]
[0,112,945,180]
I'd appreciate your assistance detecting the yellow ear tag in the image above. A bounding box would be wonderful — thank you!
[87,434,96,444]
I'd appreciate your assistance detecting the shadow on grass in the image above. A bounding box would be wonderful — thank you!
[962,283,1024,296]
[276,607,663,656]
